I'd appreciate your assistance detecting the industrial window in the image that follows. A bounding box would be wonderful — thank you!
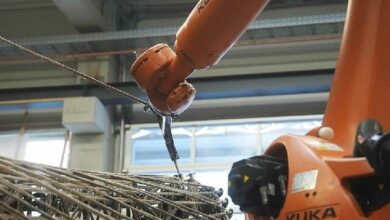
[24,132,69,167]
[0,130,69,168]
[0,133,19,158]
[126,115,322,172]
[131,127,191,165]
[195,124,258,163]
[261,120,322,147]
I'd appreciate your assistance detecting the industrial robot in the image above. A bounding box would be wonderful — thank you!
[130,0,390,219]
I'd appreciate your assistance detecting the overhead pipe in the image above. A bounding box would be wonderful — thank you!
[0,49,136,64]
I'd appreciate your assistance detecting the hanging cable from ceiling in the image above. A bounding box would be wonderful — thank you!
[0,35,148,106]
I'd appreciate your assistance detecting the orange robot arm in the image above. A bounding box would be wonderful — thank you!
[133,0,390,219]
[130,0,270,115]
[228,1,390,219]
[323,0,390,154]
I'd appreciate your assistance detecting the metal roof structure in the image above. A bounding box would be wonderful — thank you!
[0,0,346,58]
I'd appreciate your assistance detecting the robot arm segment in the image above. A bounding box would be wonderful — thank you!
[130,0,270,115]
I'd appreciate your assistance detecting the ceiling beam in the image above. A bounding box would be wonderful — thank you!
[52,0,106,32]
[0,0,53,11]
[127,0,197,5]
[0,69,333,105]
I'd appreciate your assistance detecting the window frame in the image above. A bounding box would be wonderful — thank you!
[123,114,323,174]
[0,128,68,167]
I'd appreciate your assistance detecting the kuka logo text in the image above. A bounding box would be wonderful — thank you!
[286,206,337,220]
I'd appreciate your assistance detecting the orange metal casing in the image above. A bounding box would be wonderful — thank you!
[323,0,390,155]
[175,0,269,70]
[248,0,390,218]
[247,134,390,220]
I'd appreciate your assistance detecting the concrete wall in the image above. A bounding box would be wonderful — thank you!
[0,56,117,89]
[0,6,78,38]
[0,62,78,89]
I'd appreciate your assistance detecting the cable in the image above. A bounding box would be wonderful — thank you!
[0,35,183,176]
[0,35,148,106]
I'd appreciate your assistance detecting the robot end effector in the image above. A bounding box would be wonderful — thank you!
[130,43,196,115]
[130,0,270,115]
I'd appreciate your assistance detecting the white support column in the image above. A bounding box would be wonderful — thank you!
[62,97,114,172]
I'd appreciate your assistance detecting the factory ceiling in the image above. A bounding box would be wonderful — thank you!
[0,0,347,58]
[0,0,347,123]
